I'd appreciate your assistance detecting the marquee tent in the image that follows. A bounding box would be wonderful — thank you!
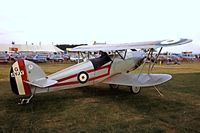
[0,44,63,52]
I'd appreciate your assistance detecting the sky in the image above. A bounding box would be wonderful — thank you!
[0,0,200,53]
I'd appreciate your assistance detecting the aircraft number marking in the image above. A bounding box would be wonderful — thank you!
[11,67,24,77]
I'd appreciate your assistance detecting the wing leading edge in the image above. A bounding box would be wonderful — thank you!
[71,38,192,52]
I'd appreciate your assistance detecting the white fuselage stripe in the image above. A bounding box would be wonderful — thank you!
[13,62,25,95]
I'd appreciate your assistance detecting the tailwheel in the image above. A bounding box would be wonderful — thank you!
[18,88,36,105]
[109,84,119,90]
[18,94,34,105]
[130,86,141,94]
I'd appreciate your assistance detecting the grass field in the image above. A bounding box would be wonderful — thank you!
[0,62,200,133]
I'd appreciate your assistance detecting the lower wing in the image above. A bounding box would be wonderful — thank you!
[103,73,172,87]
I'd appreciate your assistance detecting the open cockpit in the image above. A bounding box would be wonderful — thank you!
[90,51,112,69]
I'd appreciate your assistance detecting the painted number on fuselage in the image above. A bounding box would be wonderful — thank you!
[11,67,24,77]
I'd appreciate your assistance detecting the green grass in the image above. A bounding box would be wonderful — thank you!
[0,62,200,132]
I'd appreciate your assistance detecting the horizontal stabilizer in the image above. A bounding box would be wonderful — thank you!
[103,73,172,87]
[24,78,57,88]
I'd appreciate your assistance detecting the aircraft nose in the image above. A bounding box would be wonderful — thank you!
[138,56,145,66]
[134,51,145,69]
[138,51,146,61]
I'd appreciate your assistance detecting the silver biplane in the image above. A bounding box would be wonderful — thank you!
[9,38,192,104]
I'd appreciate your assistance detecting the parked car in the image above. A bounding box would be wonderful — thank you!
[26,53,36,61]
[62,54,70,61]
[70,56,84,63]
[0,53,9,63]
[9,53,19,61]
[32,54,47,62]
[49,54,64,62]
[13,54,27,61]
[157,54,181,65]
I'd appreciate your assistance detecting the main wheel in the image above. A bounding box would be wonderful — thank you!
[109,84,119,90]
[130,86,141,94]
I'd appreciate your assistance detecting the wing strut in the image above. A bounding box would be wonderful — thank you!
[116,50,127,60]
[138,48,154,77]
[146,47,163,74]
[148,48,154,74]
[150,47,163,71]
[138,47,163,78]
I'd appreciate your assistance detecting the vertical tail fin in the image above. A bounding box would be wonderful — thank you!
[10,60,46,96]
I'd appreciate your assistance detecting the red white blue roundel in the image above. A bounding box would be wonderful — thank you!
[160,39,181,45]
[77,71,89,84]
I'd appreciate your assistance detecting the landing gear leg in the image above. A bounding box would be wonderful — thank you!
[18,87,36,105]
[18,94,34,105]
[109,84,119,90]
[154,86,164,97]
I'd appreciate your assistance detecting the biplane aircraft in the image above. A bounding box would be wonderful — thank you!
[9,38,192,104]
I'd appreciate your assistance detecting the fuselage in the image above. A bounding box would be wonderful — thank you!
[34,50,145,93]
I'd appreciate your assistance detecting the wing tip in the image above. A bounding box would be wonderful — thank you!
[159,38,192,46]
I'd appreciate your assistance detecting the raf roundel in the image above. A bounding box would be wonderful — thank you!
[77,71,89,84]
[28,64,33,70]
[160,39,181,45]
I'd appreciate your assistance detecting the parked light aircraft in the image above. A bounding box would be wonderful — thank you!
[9,38,192,104]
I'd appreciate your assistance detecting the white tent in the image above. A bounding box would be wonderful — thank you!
[0,44,63,52]
[0,44,11,51]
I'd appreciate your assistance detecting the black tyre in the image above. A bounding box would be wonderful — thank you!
[109,84,119,90]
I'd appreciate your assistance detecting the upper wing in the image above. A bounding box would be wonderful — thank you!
[103,73,172,87]
[71,38,192,52]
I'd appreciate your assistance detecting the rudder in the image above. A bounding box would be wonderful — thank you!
[10,60,46,96]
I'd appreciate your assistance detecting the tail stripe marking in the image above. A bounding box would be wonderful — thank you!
[12,61,26,95]
[10,67,19,95]
[18,60,31,96]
